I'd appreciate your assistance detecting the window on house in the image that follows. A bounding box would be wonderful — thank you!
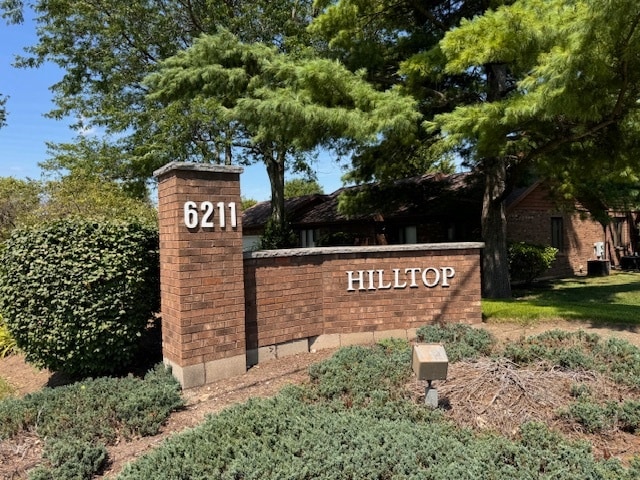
[613,218,625,247]
[551,217,564,252]
[300,229,315,248]
[399,226,418,244]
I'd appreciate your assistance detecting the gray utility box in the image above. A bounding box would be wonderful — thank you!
[412,344,448,381]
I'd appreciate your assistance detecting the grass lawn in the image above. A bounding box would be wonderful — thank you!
[483,271,640,324]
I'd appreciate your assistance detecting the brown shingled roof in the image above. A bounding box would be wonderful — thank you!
[242,172,483,229]
[242,194,327,230]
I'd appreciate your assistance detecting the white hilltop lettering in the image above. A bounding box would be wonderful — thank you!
[346,267,456,292]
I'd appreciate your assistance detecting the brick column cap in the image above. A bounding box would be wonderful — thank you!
[153,161,244,179]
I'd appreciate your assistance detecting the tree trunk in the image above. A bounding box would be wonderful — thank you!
[481,62,512,299]
[481,157,512,298]
[265,149,286,232]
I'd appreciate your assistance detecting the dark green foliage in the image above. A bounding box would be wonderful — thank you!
[307,342,412,409]
[118,392,637,479]
[0,219,159,375]
[503,330,640,387]
[0,365,182,442]
[0,365,182,479]
[562,400,619,433]
[562,399,640,434]
[28,438,107,480]
[116,340,639,479]
[508,242,558,285]
[416,323,495,362]
[259,217,298,249]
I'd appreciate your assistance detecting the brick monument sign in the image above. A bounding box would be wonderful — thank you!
[155,162,483,388]
[155,162,246,387]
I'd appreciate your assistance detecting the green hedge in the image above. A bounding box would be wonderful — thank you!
[0,220,159,376]
[508,241,558,284]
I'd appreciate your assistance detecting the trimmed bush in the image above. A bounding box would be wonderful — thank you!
[0,220,159,376]
[508,241,558,284]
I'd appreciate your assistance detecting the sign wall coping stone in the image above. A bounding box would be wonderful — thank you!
[244,242,485,259]
[153,161,244,178]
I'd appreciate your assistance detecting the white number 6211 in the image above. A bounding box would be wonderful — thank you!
[183,201,237,229]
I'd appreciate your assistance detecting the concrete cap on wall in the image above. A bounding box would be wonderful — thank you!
[153,161,244,178]
[244,242,486,259]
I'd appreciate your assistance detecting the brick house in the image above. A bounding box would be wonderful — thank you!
[244,173,484,249]
[506,181,638,276]
[244,173,639,277]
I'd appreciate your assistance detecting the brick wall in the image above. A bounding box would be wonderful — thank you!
[156,162,484,388]
[155,162,246,388]
[244,243,483,359]
[507,183,609,276]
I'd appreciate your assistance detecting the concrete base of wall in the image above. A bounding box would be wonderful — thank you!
[165,355,247,389]
[247,338,310,367]
[309,329,416,352]
[170,329,419,387]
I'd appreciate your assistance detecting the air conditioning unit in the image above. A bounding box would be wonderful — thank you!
[594,242,604,259]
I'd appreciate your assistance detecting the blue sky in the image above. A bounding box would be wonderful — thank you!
[0,15,346,201]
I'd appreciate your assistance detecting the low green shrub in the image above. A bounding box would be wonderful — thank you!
[503,330,640,387]
[307,341,412,410]
[0,219,159,376]
[561,400,619,433]
[569,383,592,399]
[508,241,558,284]
[0,365,182,479]
[117,394,640,479]
[0,364,182,442]
[562,398,640,434]
[28,438,107,480]
[416,323,495,362]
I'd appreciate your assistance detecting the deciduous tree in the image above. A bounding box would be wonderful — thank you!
[2,0,316,189]
[0,177,40,239]
[284,178,324,198]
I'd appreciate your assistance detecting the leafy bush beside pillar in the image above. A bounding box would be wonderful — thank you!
[508,242,558,285]
[0,220,159,376]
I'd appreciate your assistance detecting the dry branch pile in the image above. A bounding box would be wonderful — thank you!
[413,359,616,436]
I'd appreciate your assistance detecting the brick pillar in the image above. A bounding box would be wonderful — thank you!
[154,162,245,388]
